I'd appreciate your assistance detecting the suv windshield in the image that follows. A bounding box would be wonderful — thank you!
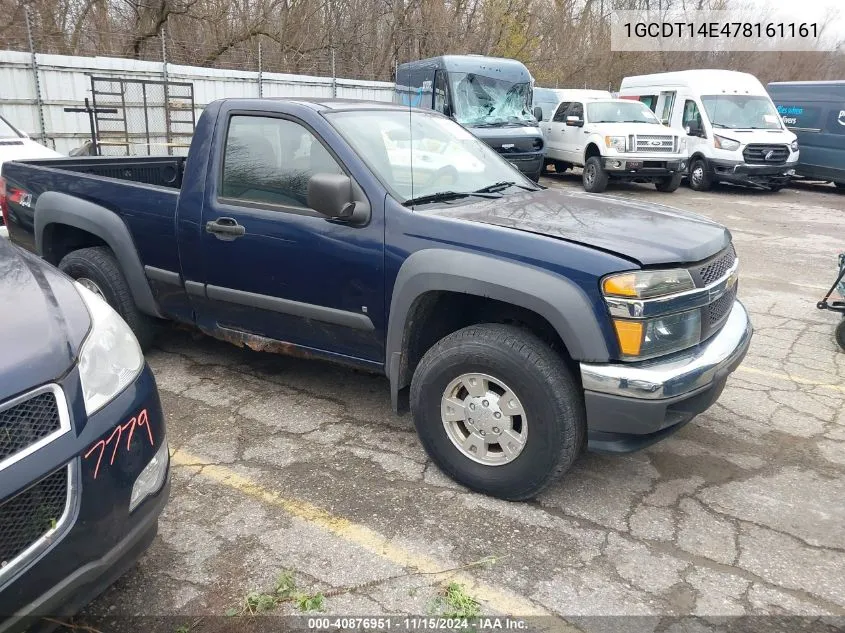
[327,109,534,203]
[0,116,22,139]
[701,95,783,130]
[587,101,660,124]
[449,72,535,126]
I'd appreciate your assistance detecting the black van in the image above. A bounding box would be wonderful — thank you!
[395,55,544,181]
[767,81,845,189]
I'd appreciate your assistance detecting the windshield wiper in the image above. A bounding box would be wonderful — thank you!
[473,181,537,194]
[402,190,501,207]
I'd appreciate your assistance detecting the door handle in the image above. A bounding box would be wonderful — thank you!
[206,217,245,241]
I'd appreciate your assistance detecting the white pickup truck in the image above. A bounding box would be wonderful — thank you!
[538,98,688,193]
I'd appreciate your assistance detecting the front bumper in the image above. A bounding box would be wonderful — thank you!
[580,300,752,453]
[0,364,170,632]
[711,158,797,187]
[503,153,544,178]
[603,155,687,178]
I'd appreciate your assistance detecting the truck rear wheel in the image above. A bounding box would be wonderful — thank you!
[59,246,159,350]
[553,160,570,174]
[582,157,608,193]
[836,319,845,351]
[655,174,682,192]
[409,324,585,500]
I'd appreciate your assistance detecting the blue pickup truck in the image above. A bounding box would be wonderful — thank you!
[3,98,752,500]
[0,236,169,630]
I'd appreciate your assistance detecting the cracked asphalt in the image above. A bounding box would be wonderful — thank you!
[79,176,845,630]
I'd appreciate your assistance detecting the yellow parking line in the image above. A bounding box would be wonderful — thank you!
[736,366,845,393]
[170,449,576,626]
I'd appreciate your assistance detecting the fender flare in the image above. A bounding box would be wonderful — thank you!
[385,249,610,410]
[34,191,164,318]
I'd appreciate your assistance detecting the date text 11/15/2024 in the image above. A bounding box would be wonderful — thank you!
[308,618,529,630]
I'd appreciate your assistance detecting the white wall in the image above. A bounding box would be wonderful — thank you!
[0,50,395,155]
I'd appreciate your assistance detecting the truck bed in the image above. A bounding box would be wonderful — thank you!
[2,156,183,273]
[10,156,187,189]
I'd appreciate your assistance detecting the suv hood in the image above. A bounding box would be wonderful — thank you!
[428,188,730,266]
[0,239,89,402]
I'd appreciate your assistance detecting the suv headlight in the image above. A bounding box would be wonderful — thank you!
[605,135,627,152]
[75,284,144,415]
[790,140,799,152]
[714,135,740,151]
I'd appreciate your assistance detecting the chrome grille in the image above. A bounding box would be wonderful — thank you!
[698,244,737,287]
[743,144,789,165]
[634,135,675,153]
[0,467,69,570]
[0,390,63,465]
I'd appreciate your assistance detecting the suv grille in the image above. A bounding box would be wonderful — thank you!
[709,284,737,326]
[0,467,68,569]
[0,391,63,465]
[698,244,737,287]
[743,144,789,165]
[634,135,675,153]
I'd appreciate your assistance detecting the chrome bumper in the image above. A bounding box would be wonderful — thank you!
[581,300,753,400]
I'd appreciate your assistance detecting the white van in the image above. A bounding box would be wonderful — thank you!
[619,70,798,191]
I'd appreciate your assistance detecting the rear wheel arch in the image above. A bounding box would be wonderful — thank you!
[35,192,163,319]
[386,249,609,412]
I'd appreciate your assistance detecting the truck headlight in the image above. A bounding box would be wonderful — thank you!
[714,135,740,151]
[130,437,169,512]
[790,140,799,152]
[75,284,144,416]
[613,310,702,359]
[602,269,695,299]
[605,135,627,152]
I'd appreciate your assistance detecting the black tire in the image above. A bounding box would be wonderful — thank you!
[835,182,845,192]
[582,156,608,193]
[836,319,845,351]
[553,160,569,174]
[688,157,713,191]
[59,246,158,350]
[409,324,585,501]
[655,173,682,192]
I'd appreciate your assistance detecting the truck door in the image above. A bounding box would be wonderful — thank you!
[544,101,571,158]
[196,112,384,363]
[560,102,584,163]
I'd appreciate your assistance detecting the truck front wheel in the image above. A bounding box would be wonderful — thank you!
[409,324,585,500]
[59,246,159,350]
[582,157,609,193]
[655,173,683,192]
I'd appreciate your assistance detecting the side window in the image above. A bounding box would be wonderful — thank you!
[568,102,584,120]
[639,95,657,112]
[433,70,449,115]
[682,100,702,127]
[826,107,845,135]
[221,115,343,209]
[658,91,676,124]
[552,102,572,122]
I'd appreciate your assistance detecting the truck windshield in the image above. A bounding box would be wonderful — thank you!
[701,95,783,130]
[449,72,535,127]
[327,109,535,204]
[587,101,659,124]
[0,116,22,138]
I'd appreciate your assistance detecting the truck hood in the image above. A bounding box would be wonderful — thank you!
[428,188,730,266]
[585,122,677,136]
[0,239,89,402]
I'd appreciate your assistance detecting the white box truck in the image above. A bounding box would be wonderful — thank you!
[619,70,799,191]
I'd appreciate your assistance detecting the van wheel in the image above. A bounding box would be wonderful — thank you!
[689,157,713,191]
[409,324,585,500]
[582,157,609,193]
[655,174,682,192]
[59,246,159,350]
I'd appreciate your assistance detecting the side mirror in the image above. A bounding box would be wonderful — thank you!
[533,106,543,122]
[565,115,584,127]
[308,173,355,219]
[685,121,704,137]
